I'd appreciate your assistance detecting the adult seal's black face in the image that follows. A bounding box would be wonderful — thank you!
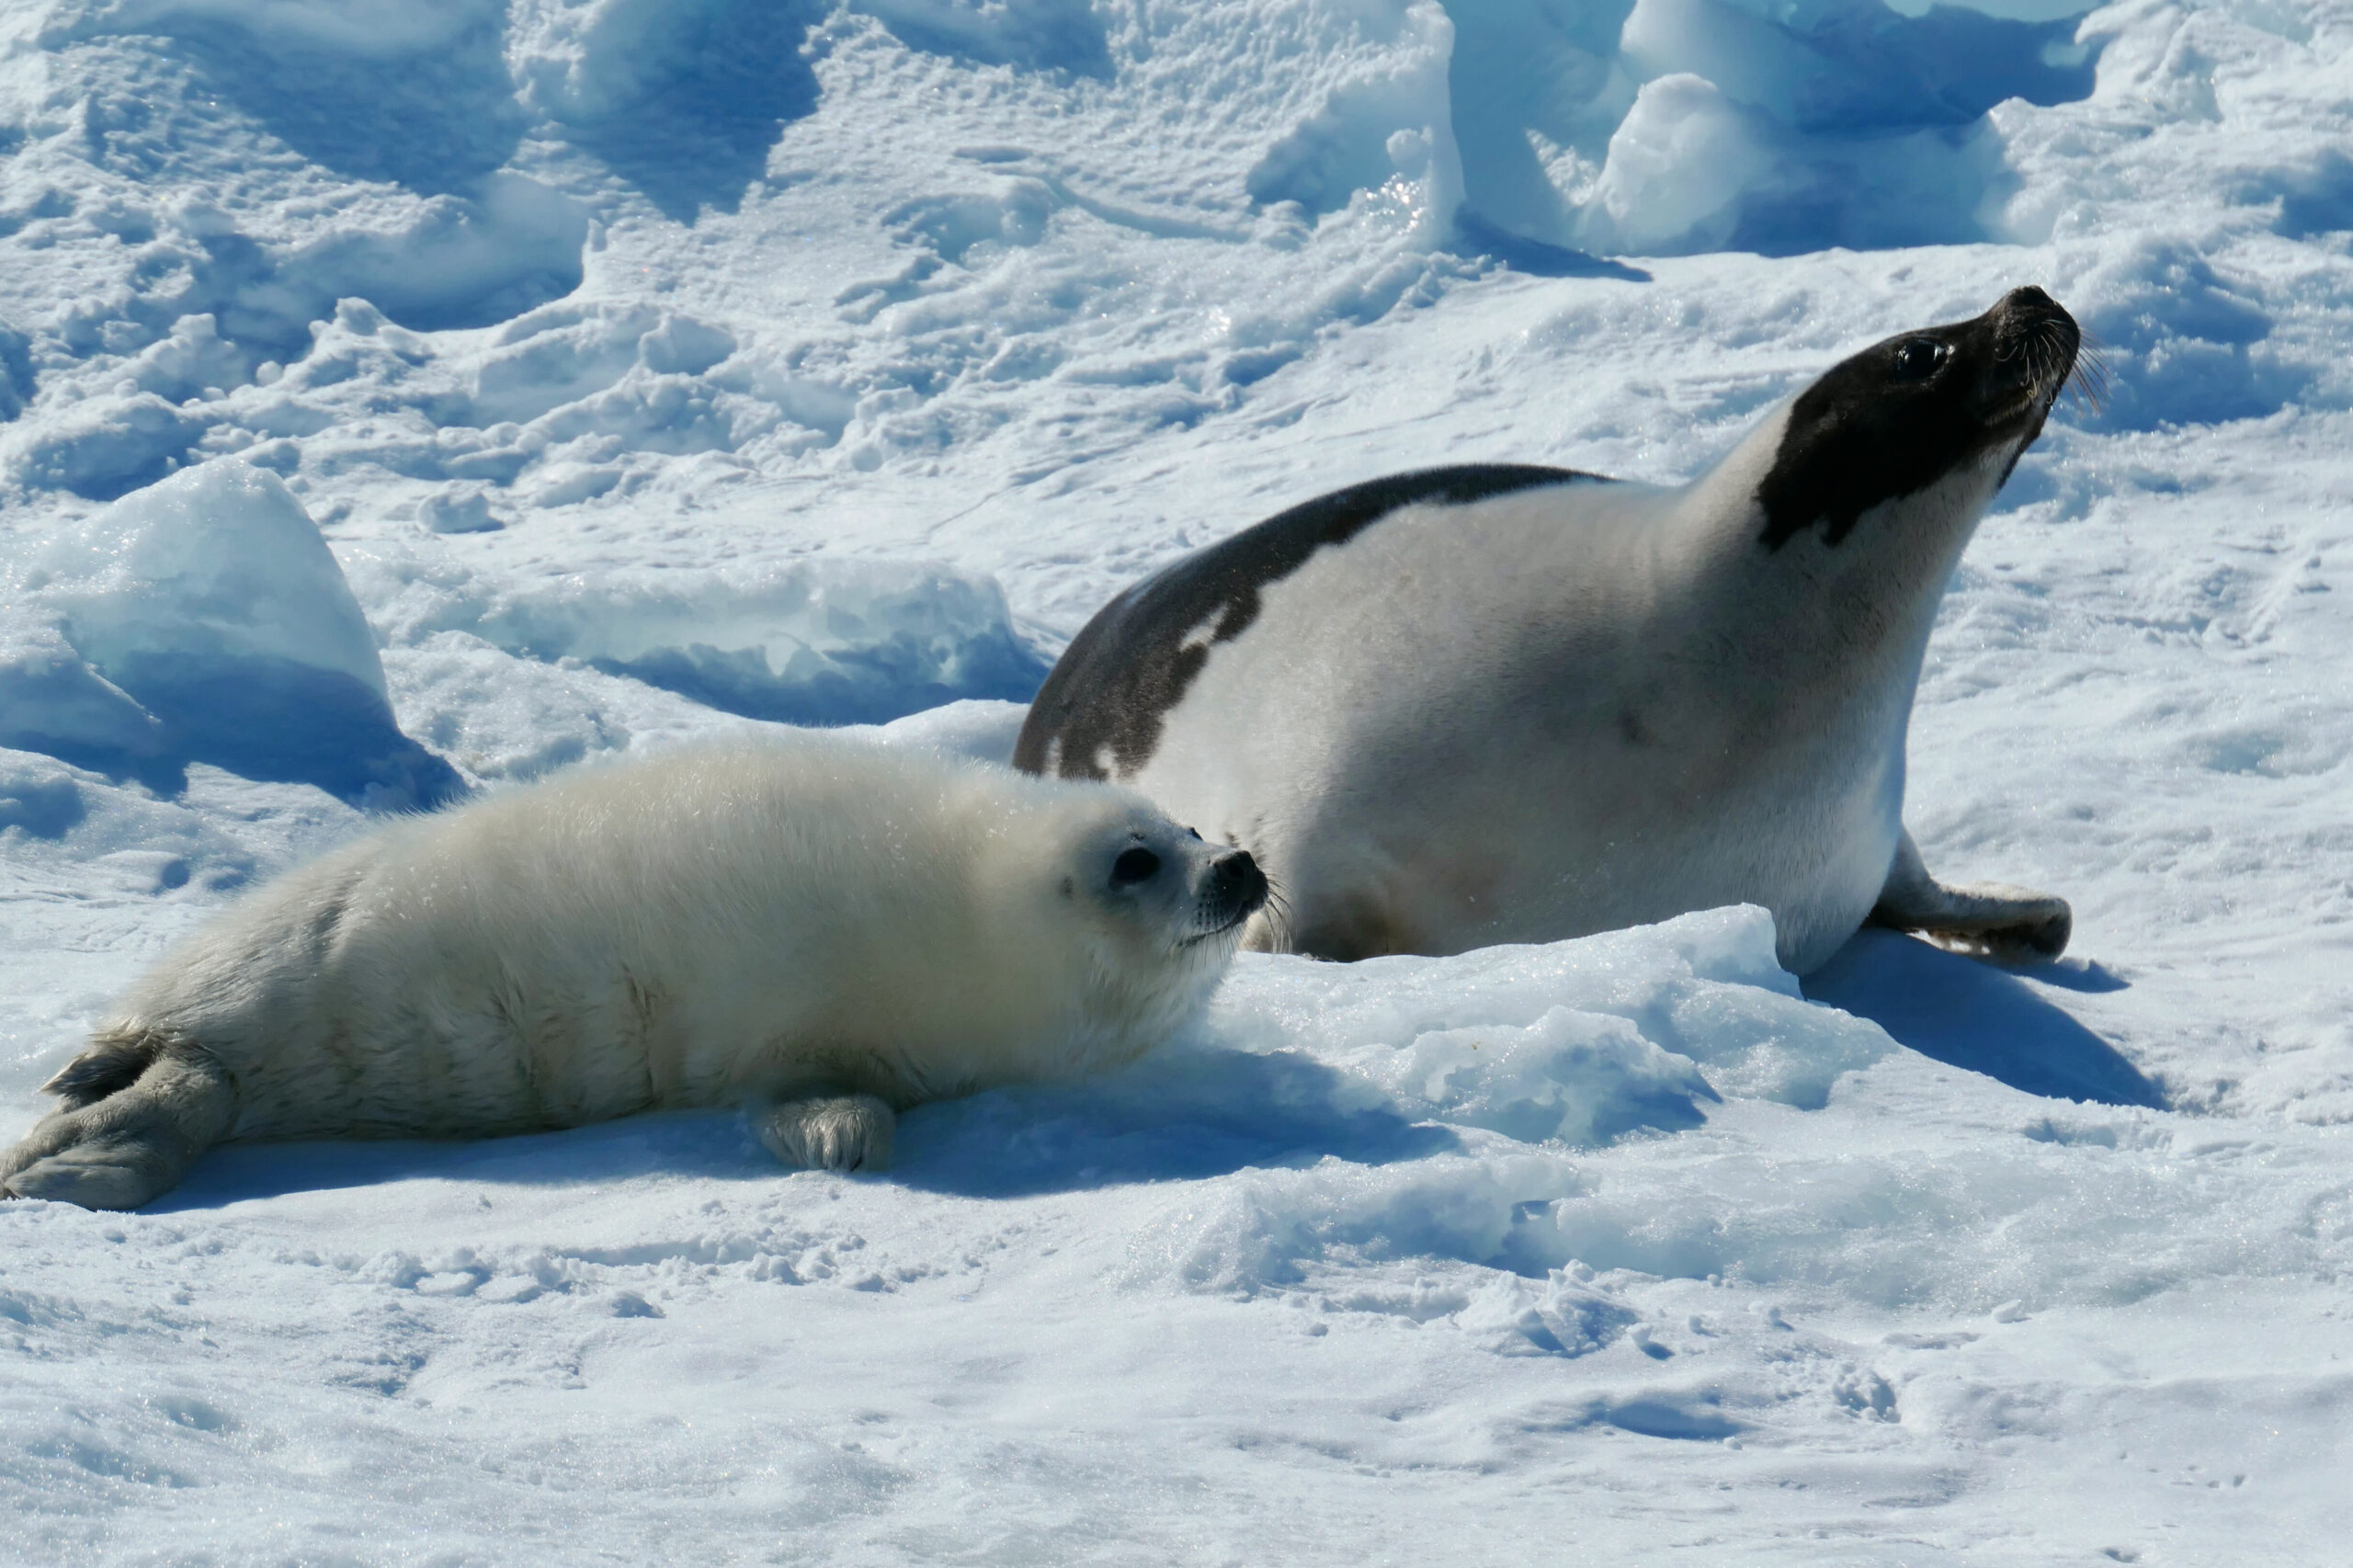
[1756,287,2082,551]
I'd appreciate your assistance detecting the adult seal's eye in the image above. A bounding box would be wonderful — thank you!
[1891,338,1948,381]
[1110,847,1161,884]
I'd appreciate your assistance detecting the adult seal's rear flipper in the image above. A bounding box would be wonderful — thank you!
[1869,828,2072,963]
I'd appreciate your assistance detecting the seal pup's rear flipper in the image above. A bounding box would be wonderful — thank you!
[2,1037,236,1210]
[1869,828,2072,964]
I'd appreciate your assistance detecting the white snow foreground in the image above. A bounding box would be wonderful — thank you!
[4,0,2353,1559]
[0,902,2345,1562]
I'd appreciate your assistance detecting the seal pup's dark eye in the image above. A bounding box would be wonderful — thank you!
[1111,847,1162,884]
[1890,338,1948,381]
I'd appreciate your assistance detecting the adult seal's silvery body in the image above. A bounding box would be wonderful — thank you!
[1014,288,2081,974]
[1,736,1266,1210]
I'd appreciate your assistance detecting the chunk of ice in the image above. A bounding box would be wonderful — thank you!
[6,461,462,807]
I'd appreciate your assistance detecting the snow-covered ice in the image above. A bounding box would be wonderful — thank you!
[6,460,464,806]
[3,0,2351,1560]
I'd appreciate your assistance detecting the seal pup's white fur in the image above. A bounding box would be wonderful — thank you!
[1,736,1266,1210]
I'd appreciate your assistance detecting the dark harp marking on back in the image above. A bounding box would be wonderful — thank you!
[1013,463,1609,780]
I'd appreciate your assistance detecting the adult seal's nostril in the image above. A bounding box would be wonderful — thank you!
[1994,287,2079,362]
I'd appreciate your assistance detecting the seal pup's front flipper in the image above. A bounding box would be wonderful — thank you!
[1869,828,2072,964]
[1,1036,236,1210]
[756,1093,895,1173]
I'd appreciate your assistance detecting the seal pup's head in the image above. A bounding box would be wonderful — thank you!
[954,769,1268,1076]
[1088,817,1271,956]
[1055,793,1268,1014]
[1741,287,2083,555]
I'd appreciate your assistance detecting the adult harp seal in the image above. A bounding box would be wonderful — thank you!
[1016,288,2083,974]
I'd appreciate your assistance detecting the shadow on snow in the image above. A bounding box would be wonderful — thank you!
[149,1048,1457,1210]
[1805,927,2163,1109]
[146,927,2167,1210]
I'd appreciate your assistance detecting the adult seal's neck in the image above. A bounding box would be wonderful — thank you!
[1668,285,2082,708]
[1693,412,2006,683]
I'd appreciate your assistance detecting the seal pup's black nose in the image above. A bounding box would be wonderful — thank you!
[1210,849,1268,916]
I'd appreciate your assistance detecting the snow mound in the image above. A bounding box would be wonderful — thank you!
[1211,903,1881,1112]
[509,0,830,222]
[1097,907,1896,1290]
[1065,908,2334,1324]
[878,908,1857,1198]
[3,462,463,808]
[1229,0,2094,261]
[1332,1003,1722,1145]
[351,547,1051,727]
[1448,0,2097,258]
[866,696,1030,764]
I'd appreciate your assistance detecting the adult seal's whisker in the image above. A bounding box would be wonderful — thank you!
[2064,339,2113,415]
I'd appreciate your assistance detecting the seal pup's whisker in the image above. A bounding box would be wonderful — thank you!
[1252,879,1297,952]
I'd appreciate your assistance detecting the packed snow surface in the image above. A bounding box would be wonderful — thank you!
[3,0,2352,1560]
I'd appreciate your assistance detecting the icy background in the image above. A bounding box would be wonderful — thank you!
[4,0,2352,1560]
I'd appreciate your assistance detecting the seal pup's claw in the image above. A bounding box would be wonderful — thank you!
[4,1141,182,1210]
[758,1094,895,1173]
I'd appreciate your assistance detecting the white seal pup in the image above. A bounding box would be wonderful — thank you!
[1014,287,2085,974]
[1,737,1267,1210]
